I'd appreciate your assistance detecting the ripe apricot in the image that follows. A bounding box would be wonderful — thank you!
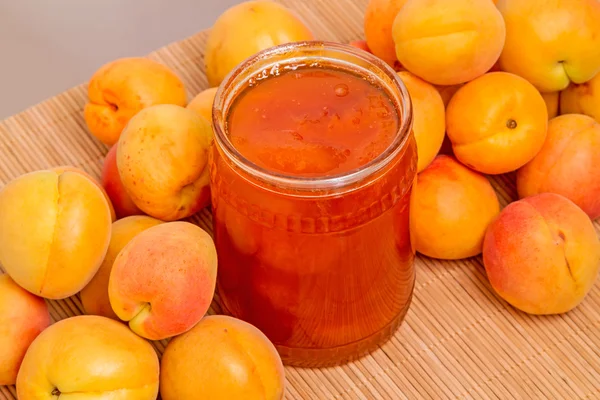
[187,87,218,124]
[560,73,600,123]
[117,104,213,221]
[392,0,505,86]
[364,0,407,67]
[0,169,112,299]
[16,315,160,399]
[80,215,163,320]
[205,1,314,87]
[84,57,187,146]
[160,315,285,400]
[0,274,50,385]
[101,145,143,219]
[483,193,600,315]
[109,222,217,340]
[410,155,500,260]
[517,114,600,220]
[497,0,600,93]
[398,71,445,172]
[446,72,548,175]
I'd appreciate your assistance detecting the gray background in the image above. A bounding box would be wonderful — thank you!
[0,0,242,119]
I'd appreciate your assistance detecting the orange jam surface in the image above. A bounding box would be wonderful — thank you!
[211,65,417,367]
[227,68,398,177]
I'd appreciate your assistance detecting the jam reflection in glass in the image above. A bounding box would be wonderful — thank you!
[210,42,417,367]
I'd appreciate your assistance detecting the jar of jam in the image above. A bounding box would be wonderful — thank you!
[210,41,417,367]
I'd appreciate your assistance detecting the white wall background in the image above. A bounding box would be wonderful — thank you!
[0,0,242,119]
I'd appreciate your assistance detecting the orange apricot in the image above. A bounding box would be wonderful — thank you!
[0,169,112,299]
[409,155,500,260]
[84,57,187,146]
[446,72,548,174]
[117,104,213,221]
[392,0,506,86]
[205,1,314,87]
[80,215,163,320]
[483,193,600,314]
[560,73,600,123]
[364,0,408,67]
[16,315,160,399]
[108,221,217,340]
[497,0,600,93]
[398,71,445,172]
[100,145,144,220]
[187,87,218,124]
[0,274,50,385]
[160,315,285,400]
[517,114,600,220]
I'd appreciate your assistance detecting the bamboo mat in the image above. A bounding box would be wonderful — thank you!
[1,0,600,399]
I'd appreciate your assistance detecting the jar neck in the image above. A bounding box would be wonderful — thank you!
[212,40,413,197]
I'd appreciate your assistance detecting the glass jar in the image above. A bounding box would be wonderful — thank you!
[210,41,417,367]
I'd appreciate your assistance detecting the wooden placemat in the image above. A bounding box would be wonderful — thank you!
[1,0,599,399]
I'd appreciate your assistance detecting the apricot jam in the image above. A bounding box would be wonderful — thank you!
[210,41,417,367]
[228,68,398,176]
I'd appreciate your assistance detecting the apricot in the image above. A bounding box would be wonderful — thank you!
[0,169,112,299]
[517,114,600,220]
[80,215,163,320]
[52,165,116,221]
[392,0,505,86]
[542,91,560,119]
[160,315,285,400]
[560,73,600,123]
[497,0,600,93]
[364,0,407,67]
[446,72,548,174]
[483,193,600,315]
[100,145,143,219]
[16,315,159,399]
[108,221,217,340]
[84,57,187,146]
[205,1,314,87]
[410,155,500,260]
[398,71,445,172]
[187,87,218,124]
[117,104,213,221]
[0,274,51,385]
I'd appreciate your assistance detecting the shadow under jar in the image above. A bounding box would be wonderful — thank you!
[210,41,417,367]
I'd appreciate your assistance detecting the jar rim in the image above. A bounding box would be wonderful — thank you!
[212,40,413,192]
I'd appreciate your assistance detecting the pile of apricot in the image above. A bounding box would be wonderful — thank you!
[360,0,600,316]
[1,1,600,399]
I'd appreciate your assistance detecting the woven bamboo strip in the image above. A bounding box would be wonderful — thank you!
[1,0,599,398]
